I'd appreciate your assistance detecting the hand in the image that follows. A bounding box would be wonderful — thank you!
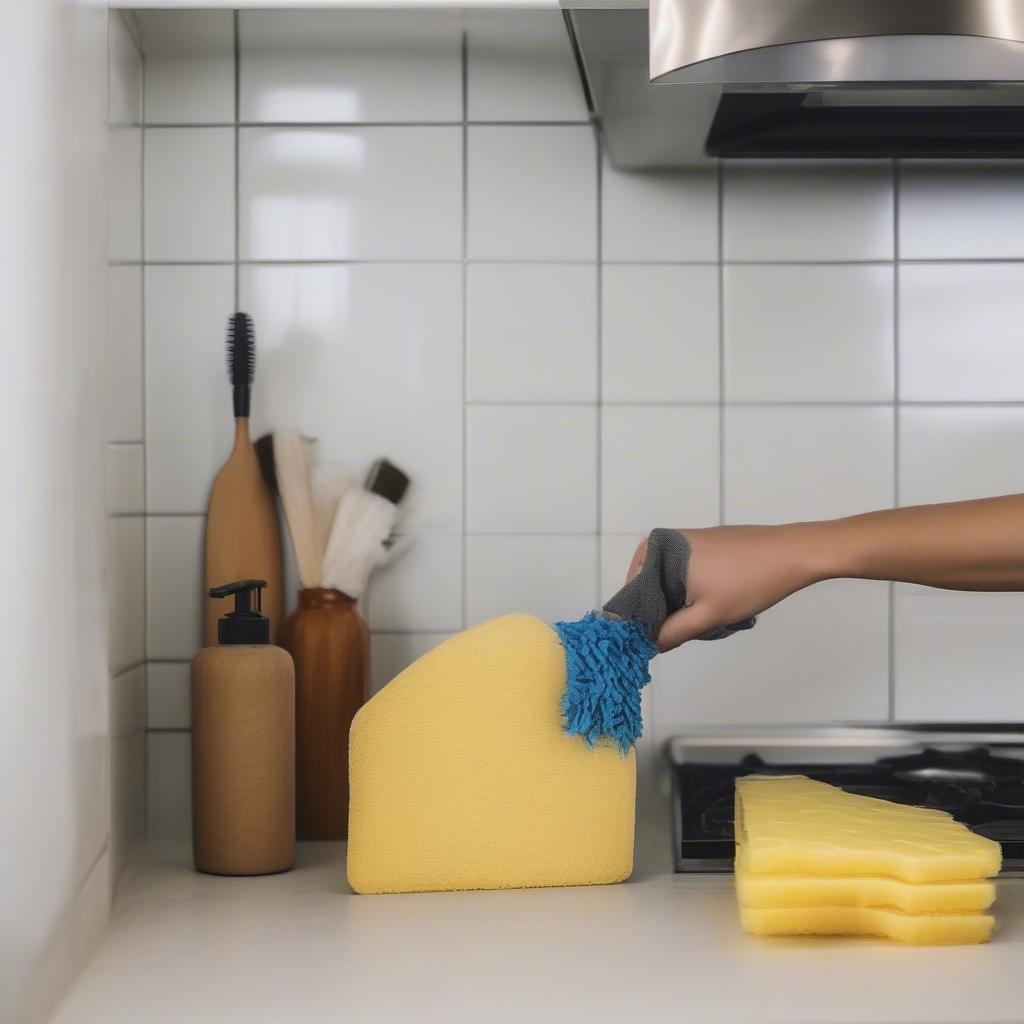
[627,525,823,653]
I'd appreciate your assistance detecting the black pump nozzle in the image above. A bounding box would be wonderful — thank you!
[209,579,270,645]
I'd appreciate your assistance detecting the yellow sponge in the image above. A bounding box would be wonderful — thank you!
[739,905,995,945]
[347,614,636,894]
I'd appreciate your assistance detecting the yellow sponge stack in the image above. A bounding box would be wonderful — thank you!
[347,614,636,894]
[735,776,1002,945]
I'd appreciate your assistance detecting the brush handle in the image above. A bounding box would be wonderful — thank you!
[233,383,251,419]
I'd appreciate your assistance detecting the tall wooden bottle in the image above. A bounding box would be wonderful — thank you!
[192,580,295,875]
[279,588,369,839]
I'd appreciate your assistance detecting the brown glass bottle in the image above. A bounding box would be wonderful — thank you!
[279,588,369,840]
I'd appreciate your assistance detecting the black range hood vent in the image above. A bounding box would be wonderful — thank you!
[706,92,1024,159]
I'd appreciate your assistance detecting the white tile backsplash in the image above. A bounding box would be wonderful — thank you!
[725,264,895,402]
[465,534,598,626]
[147,516,204,661]
[144,128,235,261]
[602,265,719,403]
[602,163,718,262]
[137,11,235,125]
[147,731,191,838]
[467,264,597,402]
[145,265,235,514]
[370,632,454,694]
[653,579,890,731]
[366,535,463,632]
[723,161,894,262]
[602,406,719,533]
[107,265,143,442]
[128,12,1024,841]
[895,586,1024,721]
[726,406,895,524]
[241,263,463,533]
[467,126,597,260]
[147,662,191,731]
[108,445,145,515]
[239,126,462,261]
[109,127,142,262]
[241,11,462,124]
[900,161,1024,260]
[109,517,146,673]
[466,405,597,533]
[900,407,1024,507]
[466,12,587,123]
[899,263,1024,402]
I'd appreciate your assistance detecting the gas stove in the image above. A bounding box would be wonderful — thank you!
[668,724,1024,873]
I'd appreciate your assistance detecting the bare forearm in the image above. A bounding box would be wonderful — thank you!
[802,495,1024,591]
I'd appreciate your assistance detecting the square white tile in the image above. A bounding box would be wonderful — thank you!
[147,516,204,661]
[899,264,1024,402]
[652,579,890,732]
[726,406,894,524]
[145,265,234,515]
[109,127,141,262]
[239,126,462,261]
[602,265,719,403]
[466,405,597,533]
[900,161,1024,260]
[895,586,1024,721]
[107,266,143,442]
[147,732,191,838]
[108,516,145,674]
[370,633,453,694]
[136,11,235,124]
[599,533,647,604]
[147,662,191,731]
[899,407,1024,507]
[465,535,597,626]
[109,13,142,127]
[241,264,463,534]
[365,535,463,633]
[723,161,894,262]
[467,126,597,261]
[108,445,144,515]
[240,10,462,123]
[602,162,718,262]
[466,12,587,122]
[725,264,894,402]
[467,264,597,402]
[111,664,145,740]
[144,128,234,261]
[602,406,719,533]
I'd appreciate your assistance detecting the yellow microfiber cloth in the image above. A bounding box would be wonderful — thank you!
[347,614,636,894]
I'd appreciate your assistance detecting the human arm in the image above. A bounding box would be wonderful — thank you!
[629,494,1024,652]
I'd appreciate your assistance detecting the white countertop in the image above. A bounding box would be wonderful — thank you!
[52,827,1024,1024]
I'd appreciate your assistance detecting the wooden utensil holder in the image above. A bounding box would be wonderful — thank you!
[279,588,369,840]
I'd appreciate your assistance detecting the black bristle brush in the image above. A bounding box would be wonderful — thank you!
[203,312,284,644]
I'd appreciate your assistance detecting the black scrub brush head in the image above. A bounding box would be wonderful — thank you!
[227,312,255,418]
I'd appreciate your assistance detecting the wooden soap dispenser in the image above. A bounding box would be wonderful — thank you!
[192,579,295,875]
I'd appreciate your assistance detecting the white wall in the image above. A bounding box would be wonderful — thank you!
[0,2,110,1021]
[132,9,1024,836]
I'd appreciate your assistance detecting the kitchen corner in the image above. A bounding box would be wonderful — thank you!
[50,817,1024,1024]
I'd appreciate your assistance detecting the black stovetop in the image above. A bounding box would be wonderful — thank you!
[673,746,1024,871]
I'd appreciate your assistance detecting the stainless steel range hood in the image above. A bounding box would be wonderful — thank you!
[563,0,1024,167]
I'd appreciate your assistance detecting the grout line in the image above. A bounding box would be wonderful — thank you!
[112,659,148,677]
[142,120,592,129]
[717,160,726,526]
[460,29,469,632]
[889,158,902,723]
[139,38,151,836]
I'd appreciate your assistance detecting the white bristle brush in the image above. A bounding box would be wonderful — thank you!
[273,431,322,590]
